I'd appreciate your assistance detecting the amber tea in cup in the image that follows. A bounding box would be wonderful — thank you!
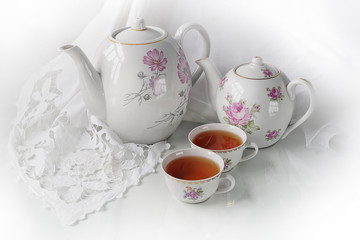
[165,156,220,180]
[192,130,243,150]
[189,123,259,172]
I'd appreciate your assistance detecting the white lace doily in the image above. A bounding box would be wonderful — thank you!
[9,55,169,225]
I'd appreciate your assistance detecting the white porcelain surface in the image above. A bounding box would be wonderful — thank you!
[162,148,235,203]
[197,56,315,148]
[60,18,211,144]
[188,123,258,172]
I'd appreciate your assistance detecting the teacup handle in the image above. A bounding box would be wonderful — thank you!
[281,78,315,139]
[216,174,235,194]
[241,142,259,161]
[174,23,211,86]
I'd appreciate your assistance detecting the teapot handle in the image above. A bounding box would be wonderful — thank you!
[281,78,315,139]
[174,23,211,86]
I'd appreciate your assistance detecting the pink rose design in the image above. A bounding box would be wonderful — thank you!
[188,190,198,200]
[226,102,252,126]
[263,69,272,77]
[143,48,167,72]
[220,77,227,87]
[269,87,280,100]
[177,57,191,84]
[149,76,164,96]
[267,130,278,139]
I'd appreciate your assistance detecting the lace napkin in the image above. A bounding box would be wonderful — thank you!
[8,0,171,225]
[9,53,169,225]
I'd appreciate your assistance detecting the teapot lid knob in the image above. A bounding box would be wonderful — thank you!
[113,17,166,44]
[132,18,146,31]
[251,56,264,66]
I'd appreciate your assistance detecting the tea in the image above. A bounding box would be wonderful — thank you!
[165,156,220,180]
[193,130,243,150]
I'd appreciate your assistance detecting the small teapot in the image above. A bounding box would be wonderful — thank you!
[196,56,315,148]
[60,18,210,144]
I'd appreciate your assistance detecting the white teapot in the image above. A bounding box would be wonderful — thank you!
[60,18,210,144]
[196,56,315,148]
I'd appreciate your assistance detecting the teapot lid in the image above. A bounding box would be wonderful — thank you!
[111,18,168,45]
[234,56,280,80]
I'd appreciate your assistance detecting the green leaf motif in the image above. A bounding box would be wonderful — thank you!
[248,120,254,127]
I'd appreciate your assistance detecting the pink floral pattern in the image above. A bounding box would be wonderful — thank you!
[265,129,281,141]
[262,68,273,78]
[124,47,190,129]
[219,76,228,90]
[143,48,168,72]
[177,47,191,84]
[177,57,191,84]
[253,104,260,112]
[223,94,261,134]
[149,76,165,96]
[124,48,167,106]
[147,47,191,129]
[179,47,186,58]
[266,86,284,102]
[184,186,204,200]
[226,102,252,126]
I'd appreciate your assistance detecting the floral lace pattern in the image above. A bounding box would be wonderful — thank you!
[9,64,169,225]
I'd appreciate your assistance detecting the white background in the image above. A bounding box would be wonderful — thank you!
[0,0,359,239]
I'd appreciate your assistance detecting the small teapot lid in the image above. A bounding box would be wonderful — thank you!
[234,56,280,80]
[111,18,168,45]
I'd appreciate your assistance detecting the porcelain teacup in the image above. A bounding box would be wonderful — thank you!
[162,148,235,203]
[188,123,258,172]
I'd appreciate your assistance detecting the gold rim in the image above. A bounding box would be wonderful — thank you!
[300,78,313,88]
[233,63,281,80]
[167,174,219,184]
[108,32,169,45]
[131,28,147,31]
[191,143,244,154]
[212,143,244,153]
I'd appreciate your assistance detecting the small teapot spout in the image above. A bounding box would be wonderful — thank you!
[195,58,222,112]
[59,45,106,119]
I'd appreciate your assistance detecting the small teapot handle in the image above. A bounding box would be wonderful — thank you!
[174,23,211,86]
[281,78,315,139]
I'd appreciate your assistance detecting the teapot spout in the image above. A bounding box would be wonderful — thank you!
[59,45,106,119]
[195,58,222,112]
